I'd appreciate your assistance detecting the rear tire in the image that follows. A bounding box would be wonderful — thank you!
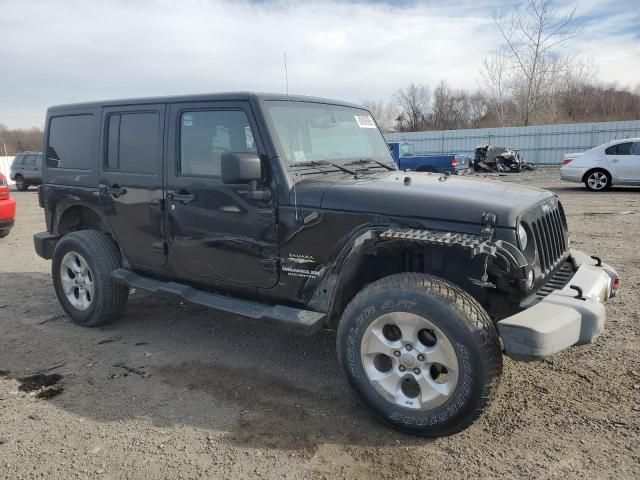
[15,175,27,191]
[584,169,611,191]
[337,273,502,437]
[0,229,9,238]
[52,230,128,327]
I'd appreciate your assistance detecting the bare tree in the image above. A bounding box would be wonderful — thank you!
[0,125,44,155]
[393,83,431,131]
[360,99,398,133]
[493,0,577,125]
[481,50,511,126]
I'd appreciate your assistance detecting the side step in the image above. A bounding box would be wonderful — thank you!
[111,269,326,335]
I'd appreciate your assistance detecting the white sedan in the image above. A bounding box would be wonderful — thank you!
[560,138,640,191]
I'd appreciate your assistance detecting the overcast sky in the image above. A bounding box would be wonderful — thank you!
[0,0,638,128]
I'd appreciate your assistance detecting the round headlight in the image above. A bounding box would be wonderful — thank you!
[518,223,528,251]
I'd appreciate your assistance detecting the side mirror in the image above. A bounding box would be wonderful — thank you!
[221,152,271,201]
[221,153,262,184]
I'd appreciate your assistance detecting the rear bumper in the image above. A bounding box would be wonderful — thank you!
[497,249,619,361]
[34,231,58,260]
[0,218,14,231]
[560,166,586,183]
[0,197,16,222]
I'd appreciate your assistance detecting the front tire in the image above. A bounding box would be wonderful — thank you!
[337,273,502,437]
[15,175,27,191]
[584,169,611,191]
[52,230,128,327]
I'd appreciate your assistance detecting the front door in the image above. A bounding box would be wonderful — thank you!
[99,104,167,269]
[605,141,640,181]
[165,101,278,288]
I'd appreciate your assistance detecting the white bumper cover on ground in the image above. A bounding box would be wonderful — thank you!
[497,249,618,361]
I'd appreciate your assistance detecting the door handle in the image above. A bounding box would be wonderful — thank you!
[168,192,195,204]
[100,185,127,197]
[611,159,619,163]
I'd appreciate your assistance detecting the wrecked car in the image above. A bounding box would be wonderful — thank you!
[34,93,619,437]
[474,144,534,172]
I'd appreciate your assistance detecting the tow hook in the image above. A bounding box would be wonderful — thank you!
[569,285,586,301]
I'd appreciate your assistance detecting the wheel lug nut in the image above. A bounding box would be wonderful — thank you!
[417,354,425,361]
[393,350,401,357]
[399,365,406,372]
[413,368,421,375]
[405,344,413,351]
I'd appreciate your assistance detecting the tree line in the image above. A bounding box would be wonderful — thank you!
[363,80,640,133]
[363,0,640,132]
[0,124,43,156]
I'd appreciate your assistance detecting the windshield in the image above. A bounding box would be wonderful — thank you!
[265,101,393,165]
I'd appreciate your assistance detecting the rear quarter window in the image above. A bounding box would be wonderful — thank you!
[106,112,160,174]
[47,115,94,169]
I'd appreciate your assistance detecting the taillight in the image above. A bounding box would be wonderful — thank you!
[37,185,44,208]
[562,158,573,165]
[451,157,458,168]
[0,175,8,199]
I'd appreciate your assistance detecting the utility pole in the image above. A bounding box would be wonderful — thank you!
[0,137,7,156]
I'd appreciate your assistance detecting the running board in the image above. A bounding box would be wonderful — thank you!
[111,269,326,335]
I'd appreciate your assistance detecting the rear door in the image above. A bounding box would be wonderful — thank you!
[165,100,278,288]
[12,155,25,177]
[605,142,637,181]
[99,105,167,270]
[24,155,38,181]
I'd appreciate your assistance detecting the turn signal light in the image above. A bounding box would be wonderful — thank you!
[0,174,8,199]
[451,157,458,167]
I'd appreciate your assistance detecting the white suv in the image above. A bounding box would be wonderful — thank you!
[560,138,640,191]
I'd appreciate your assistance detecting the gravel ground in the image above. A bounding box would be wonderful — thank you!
[0,167,638,479]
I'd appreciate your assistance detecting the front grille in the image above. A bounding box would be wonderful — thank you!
[535,261,573,299]
[523,199,569,275]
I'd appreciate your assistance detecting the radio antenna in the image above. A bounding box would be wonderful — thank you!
[284,52,301,223]
[284,52,289,96]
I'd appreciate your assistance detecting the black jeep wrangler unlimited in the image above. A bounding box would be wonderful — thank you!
[34,93,619,437]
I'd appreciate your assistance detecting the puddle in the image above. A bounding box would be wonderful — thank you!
[18,374,63,392]
[16,373,64,399]
[35,386,64,399]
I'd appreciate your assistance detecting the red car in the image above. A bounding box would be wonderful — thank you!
[0,173,16,238]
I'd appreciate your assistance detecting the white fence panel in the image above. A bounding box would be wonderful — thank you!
[0,156,15,184]
[385,120,640,164]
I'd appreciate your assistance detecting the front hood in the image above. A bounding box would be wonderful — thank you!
[293,171,553,227]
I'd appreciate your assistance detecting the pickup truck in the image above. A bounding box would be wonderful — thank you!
[388,142,471,175]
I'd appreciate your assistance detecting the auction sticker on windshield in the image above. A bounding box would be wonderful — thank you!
[355,115,376,128]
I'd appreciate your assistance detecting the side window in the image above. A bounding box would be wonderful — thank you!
[630,142,640,155]
[13,156,24,166]
[106,112,160,174]
[47,115,94,169]
[605,143,633,155]
[616,142,632,155]
[25,155,36,166]
[180,110,257,177]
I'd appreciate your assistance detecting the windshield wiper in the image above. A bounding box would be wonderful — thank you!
[345,158,395,171]
[292,160,357,176]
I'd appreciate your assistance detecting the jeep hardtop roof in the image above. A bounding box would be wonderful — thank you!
[47,92,364,112]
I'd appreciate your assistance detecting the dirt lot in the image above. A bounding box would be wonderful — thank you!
[0,167,638,479]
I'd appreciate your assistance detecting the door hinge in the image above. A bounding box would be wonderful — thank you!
[152,242,168,255]
[260,257,279,273]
